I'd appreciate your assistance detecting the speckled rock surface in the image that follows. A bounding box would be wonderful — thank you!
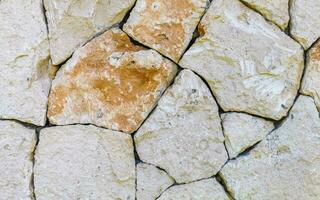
[0,120,36,200]
[180,0,304,120]
[34,125,135,200]
[221,112,274,158]
[123,0,209,62]
[44,0,136,65]
[158,178,230,200]
[137,163,174,200]
[290,0,320,49]
[220,95,320,200]
[135,70,227,183]
[47,28,177,133]
[0,0,51,126]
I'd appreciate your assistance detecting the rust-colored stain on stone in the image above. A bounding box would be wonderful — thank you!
[310,42,320,60]
[48,29,177,133]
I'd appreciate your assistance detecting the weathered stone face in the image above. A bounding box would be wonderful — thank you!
[0,0,51,126]
[220,96,320,200]
[34,125,135,200]
[123,0,209,62]
[179,0,304,120]
[44,0,136,65]
[0,120,36,200]
[47,28,177,133]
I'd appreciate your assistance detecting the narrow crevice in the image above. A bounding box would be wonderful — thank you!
[41,0,49,34]
[30,127,41,200]
[119,0,137,29]
[216,173,236,200]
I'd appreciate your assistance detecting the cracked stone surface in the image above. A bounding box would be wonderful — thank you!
[123,0,209,62]
[44,0,136,65]
[221,112,274,158]
[135,70,228,183]
[0,120,36,200]
[290,0,320,49]
[34,125,135,200]
[137,163,174,200]
[47,28,177,133]
[0,0,51,126]
[220,95,320,200]
[179,0,304,120]
[158,178,230,200]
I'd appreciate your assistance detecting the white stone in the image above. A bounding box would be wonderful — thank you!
[221,112,274,158]
[135,70,228,183]
[158,178,230,200]
[290,0,320,49]
[0,0,51,126]
[44,0,136,65]
[34,125,135,200]
[0,120,36,200]
[137,163,174,200]
[220,95,320,200]
[179,0,304,120]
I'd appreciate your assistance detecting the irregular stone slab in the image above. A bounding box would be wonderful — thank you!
[44,0,135,65]
[158,178,230,200]
[220,95,320,200]
[34,125,135,200]
[0,120,36,200]
[301,41,320,109]
[241,0,289,30]
[221,112,274,158]
[137,163,174,200]
[123,0,209,62]
[135,70,227,183]
[0,0,51,126]
[179,0,304,120]
[290,0,320,49]
[48,28,177,133]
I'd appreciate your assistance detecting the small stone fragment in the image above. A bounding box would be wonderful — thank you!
[123,0,209,62]
[241,0,289,30]
[220,95,320,200]
[135,70,228,183]
[290,0,320,49]
[47,28,177,133]
[44,0,136,65]
[158,178,230,200]
[221,112,274,158]
[34,125,135,200]
[0,120,36,200]
[179,0,304,120]
[137,163,174,200]
[0,0,51,126]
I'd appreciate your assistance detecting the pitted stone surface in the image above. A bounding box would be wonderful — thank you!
[135,70,227,183]
[44,0,136,65]
[137,163,174,200]
[123,0,209,62]
[34,125,135,200]
[47,28,177,133]
[0,120,36,200]
[0,0,51,126]
[179,0,304,120]
[220,96,320,200]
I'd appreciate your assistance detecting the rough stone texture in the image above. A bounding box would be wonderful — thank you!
[135,70,228,183]
[220,95,320,200]
[158,178,230,200]
[47,28,177,133]
[123,0,209,62]
[221,112,274,158]
[241,0,289,30]
[290,0,320,49]
[301,41,320,110]
[44,0,136,65]
[0,120,36,200]
[179,0,304,120]
[34,125,135,200]
[0,0,51,126]
[137,163,174,200]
